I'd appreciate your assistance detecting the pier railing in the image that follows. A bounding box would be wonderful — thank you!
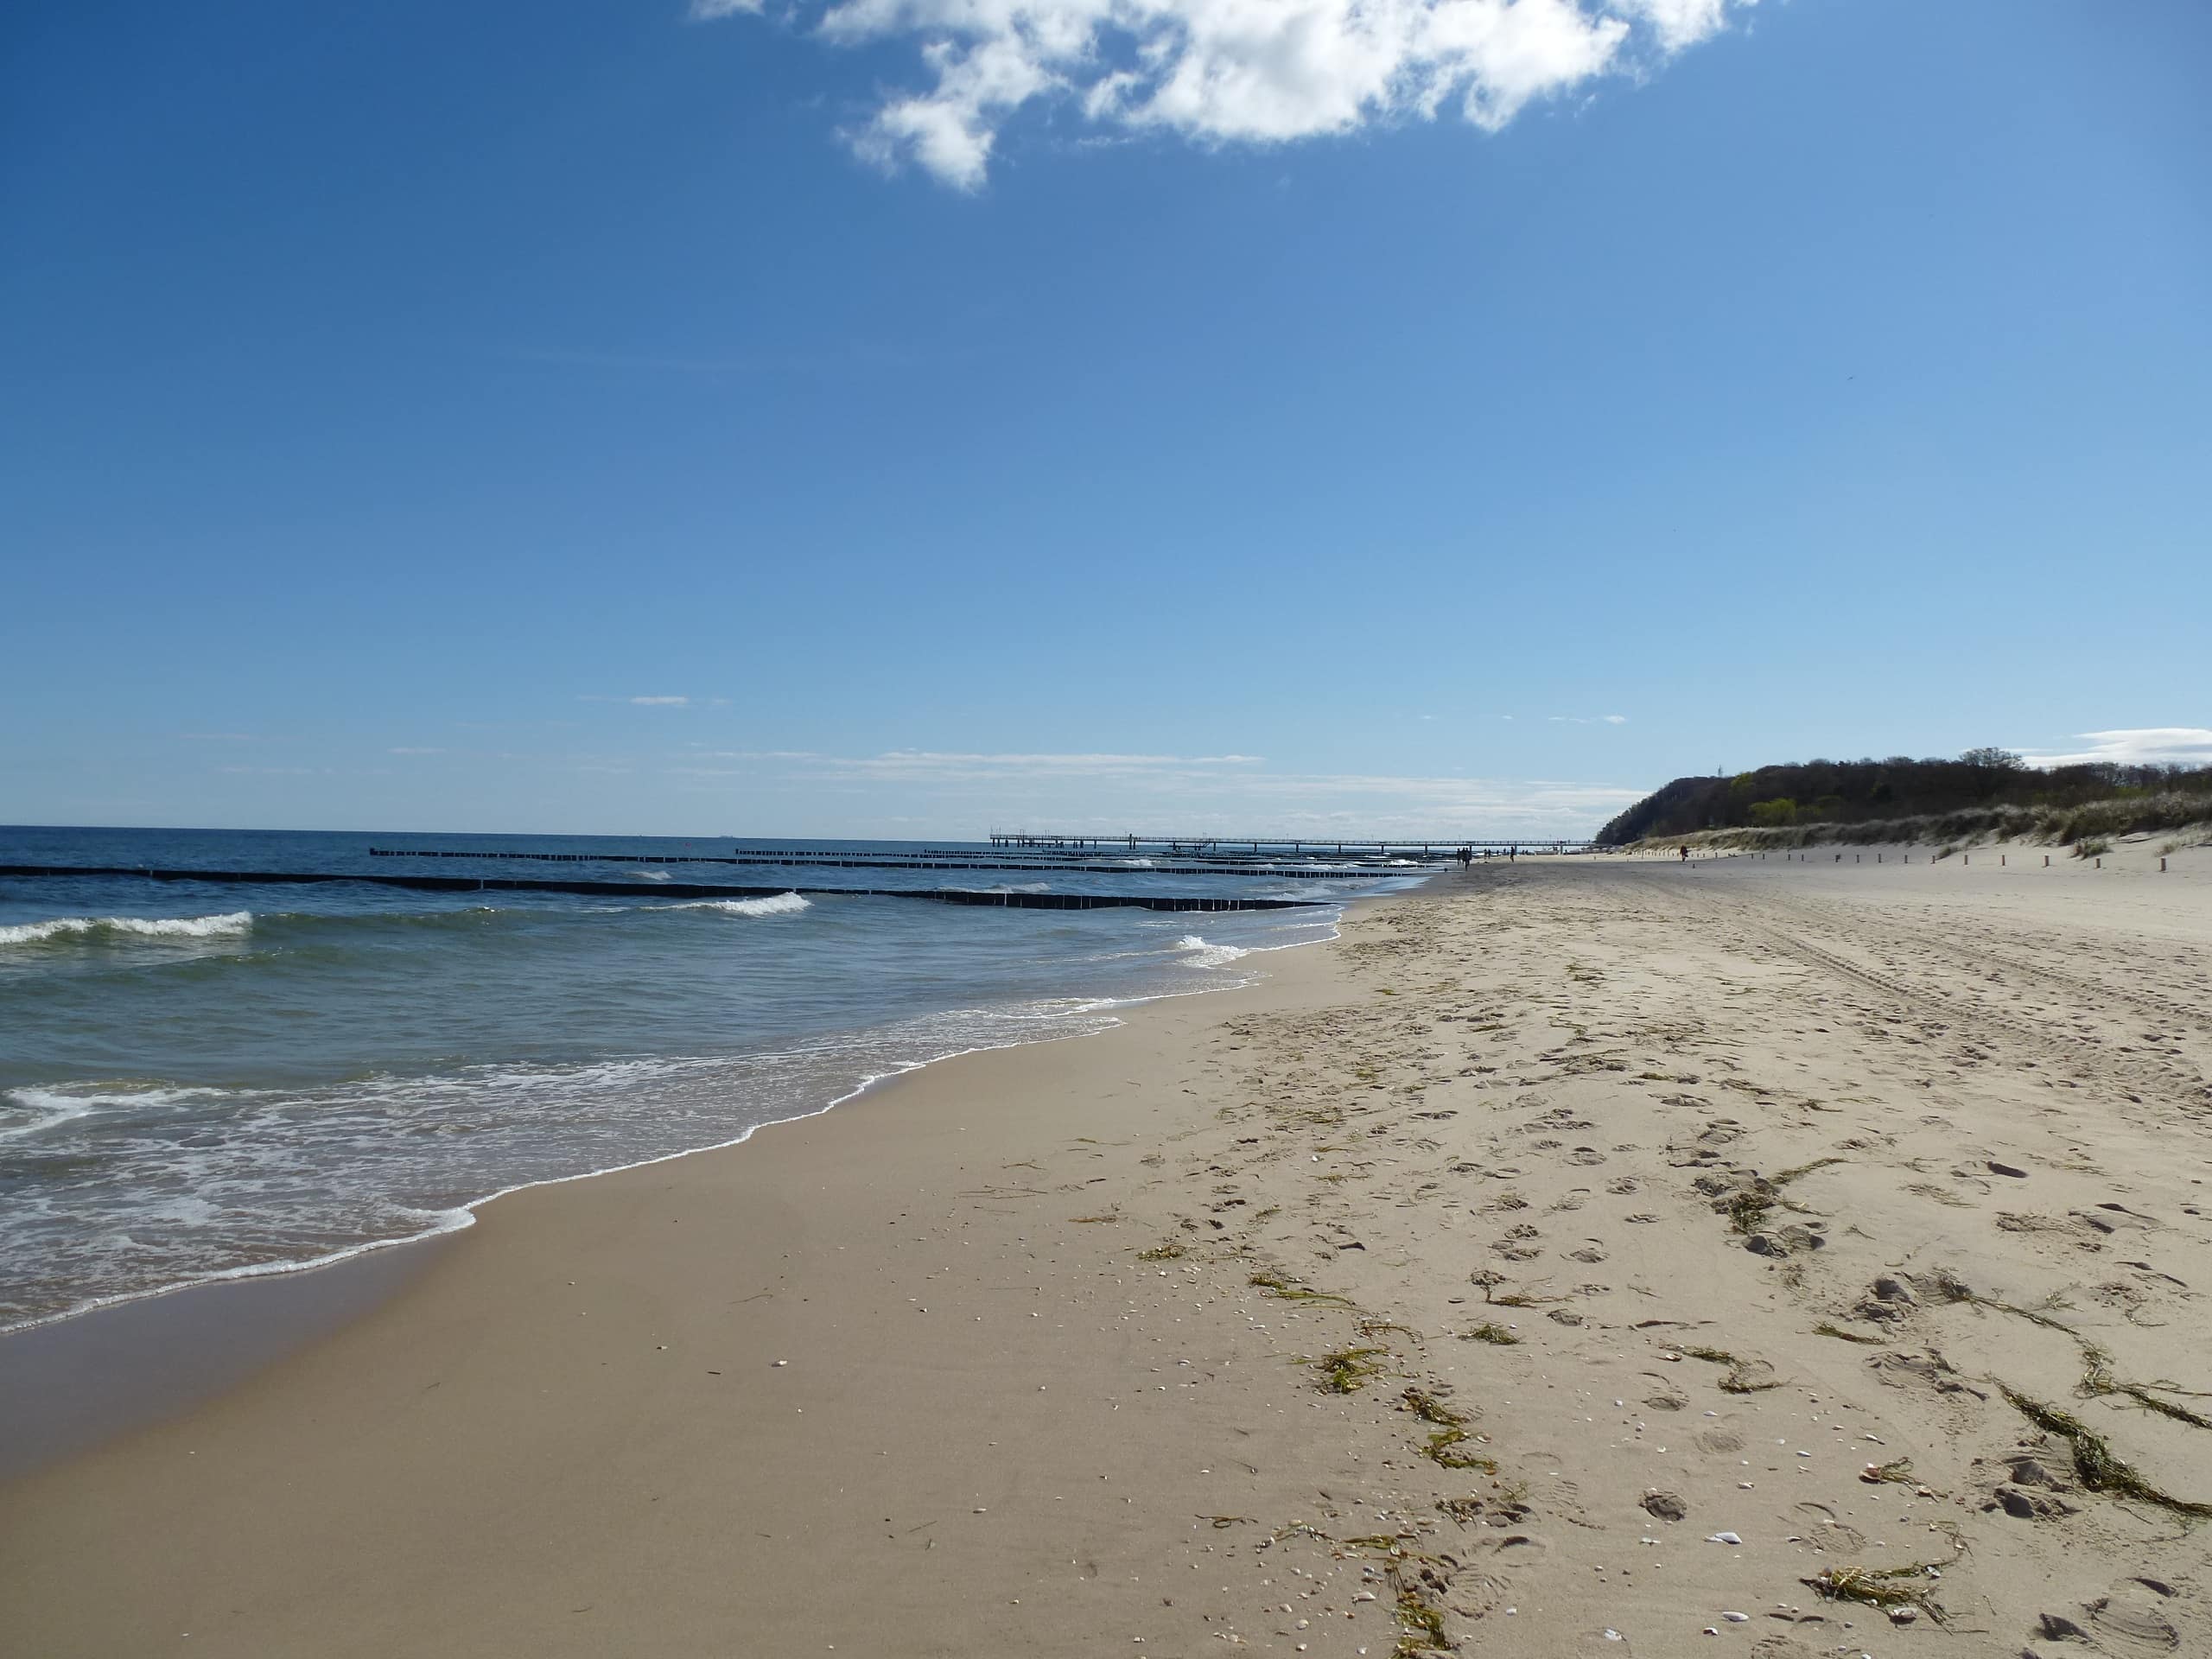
[987,832,1601,855]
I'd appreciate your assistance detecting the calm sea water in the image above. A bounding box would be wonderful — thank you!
[0,827,1420,1328]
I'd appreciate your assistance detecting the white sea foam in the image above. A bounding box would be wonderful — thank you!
[667,893,811,918]
[1176,932,1251,969]
[0,912,253,946]
[0,1090,100,1141]
[0,1083,229,1140]
[631,869,674,881]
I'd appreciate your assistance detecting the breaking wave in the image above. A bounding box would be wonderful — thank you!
[666,893,811,918]
[1176,932,1251,969]
[0,912,253,947]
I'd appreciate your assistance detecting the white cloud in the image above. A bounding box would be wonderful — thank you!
[1547,714,1629,725]
[2021,728,2212,768]
[629,695,692,706]
[1618,0,1729,52]
[704,0,1753,188]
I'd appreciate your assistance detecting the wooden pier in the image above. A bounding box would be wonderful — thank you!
[988,832,1600,856]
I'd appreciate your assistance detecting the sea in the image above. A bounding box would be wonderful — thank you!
[0,826,1425,1330]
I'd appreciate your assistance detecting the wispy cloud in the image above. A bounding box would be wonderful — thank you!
[697,0,1754,189]
[684,748,1265,779]
[388,747,448,755]
[579,694,726,708]
[1547,714,1629,725]
[667,747,1642,834]
[2021,728,2212,768]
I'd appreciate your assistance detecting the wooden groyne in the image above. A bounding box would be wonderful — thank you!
[364,849,1400,880]
[0,865,1323,914]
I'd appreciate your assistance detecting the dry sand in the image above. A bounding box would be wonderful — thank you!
[6,842,2212,1656]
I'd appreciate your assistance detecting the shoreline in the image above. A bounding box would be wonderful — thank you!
[0,896,1361,1344]
[0,896,1370,1480]
[3,887,1402,1656]
[9,856,2210,1656]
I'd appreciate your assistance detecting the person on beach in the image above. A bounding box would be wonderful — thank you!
[1679,845,1689,862]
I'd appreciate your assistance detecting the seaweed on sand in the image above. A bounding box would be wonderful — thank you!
[1318,1346,1388,1393]
[1721,1156,1846,1235]
[1999,1386,2212,1519]
[1459,1322,1521,1345]
[1680,1344,1782,1393]
[1249,1270,1352,1306]
[1804,1564,1946,1622]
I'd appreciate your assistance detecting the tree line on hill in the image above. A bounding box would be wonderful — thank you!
[1596,751,2212,847]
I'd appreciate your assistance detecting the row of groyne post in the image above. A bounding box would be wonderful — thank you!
[364,849,1405,881]
[0,864,1325,913]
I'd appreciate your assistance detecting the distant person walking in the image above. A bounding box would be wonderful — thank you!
[1679,845,1690,863]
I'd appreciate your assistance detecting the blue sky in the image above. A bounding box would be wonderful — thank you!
[3,0,2206,837]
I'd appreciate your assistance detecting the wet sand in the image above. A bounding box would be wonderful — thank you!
[5,844,2210,1656]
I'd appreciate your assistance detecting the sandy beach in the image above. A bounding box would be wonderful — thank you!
[7,844,2212,1656]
